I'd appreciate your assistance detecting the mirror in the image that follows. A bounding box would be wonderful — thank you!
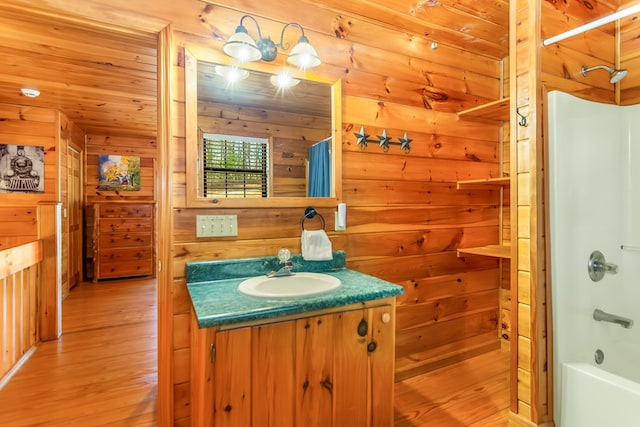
[184,48,342,208]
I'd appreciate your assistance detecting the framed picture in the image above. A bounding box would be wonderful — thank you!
[98,154,141,191]
[0,144,45,193]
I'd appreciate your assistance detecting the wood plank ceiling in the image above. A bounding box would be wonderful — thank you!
[0,0,638,139]
[0,4,158,138]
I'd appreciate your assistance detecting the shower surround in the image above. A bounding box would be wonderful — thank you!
[547,91,640,426]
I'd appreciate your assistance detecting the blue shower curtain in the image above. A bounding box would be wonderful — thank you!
[308,137,331,197]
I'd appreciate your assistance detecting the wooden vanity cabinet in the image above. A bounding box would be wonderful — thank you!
[191,300,396,427]
[92,202,155,282]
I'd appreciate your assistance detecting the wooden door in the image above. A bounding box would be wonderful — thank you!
[67,146,82,288]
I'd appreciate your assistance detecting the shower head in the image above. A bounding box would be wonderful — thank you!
[581,65,628,84]
[610,68,628,83]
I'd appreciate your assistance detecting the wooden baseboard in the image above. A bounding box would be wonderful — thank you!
[509,411,555,427]
[0,345,39,391]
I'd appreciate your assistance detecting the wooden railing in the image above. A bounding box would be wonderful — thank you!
[0,240,42,384]
[0,202,62,387]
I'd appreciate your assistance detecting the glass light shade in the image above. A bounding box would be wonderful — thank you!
[287,40,321,69]
[21,87,40,98]
[223,31,262,62]
[270,72,300,89]
[215,65,250,83]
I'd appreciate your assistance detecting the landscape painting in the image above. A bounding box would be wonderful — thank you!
[98,154,140,191]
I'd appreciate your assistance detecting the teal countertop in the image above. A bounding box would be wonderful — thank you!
[186,251,404,329]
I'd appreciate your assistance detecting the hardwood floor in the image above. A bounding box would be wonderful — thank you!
[394,348,510,426]
[0,276,509,426]
[0,277,157,426]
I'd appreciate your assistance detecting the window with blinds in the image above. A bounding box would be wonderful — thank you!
[202,134,269,198]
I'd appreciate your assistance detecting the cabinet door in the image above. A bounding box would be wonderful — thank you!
[333,309,369,425]
[214,327,252,427]
[334,305,395,427]
[369,305,395,427]
[202,304,396,427]
[295,314,335,427]
[252,321,296,427]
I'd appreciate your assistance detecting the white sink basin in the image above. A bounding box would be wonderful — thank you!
[238,272,341,298]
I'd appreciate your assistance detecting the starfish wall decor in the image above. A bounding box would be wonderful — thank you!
[353,126,412,153]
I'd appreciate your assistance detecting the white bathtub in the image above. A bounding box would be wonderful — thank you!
[548,91,640,425]
[561,363,640,427]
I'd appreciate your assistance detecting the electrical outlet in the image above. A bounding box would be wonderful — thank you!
[196,215,238,237]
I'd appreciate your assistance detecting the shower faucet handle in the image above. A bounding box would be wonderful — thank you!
[588,250,618,282]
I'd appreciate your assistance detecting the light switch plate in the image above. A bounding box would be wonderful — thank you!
[196,215,238,237]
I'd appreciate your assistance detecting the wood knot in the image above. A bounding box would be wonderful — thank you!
[332,16,351,39]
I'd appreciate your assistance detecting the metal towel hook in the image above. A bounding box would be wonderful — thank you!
[516,108,528,127]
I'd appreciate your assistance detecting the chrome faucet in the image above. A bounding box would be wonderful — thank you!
[267,248,294,278]
[593,308,634,329]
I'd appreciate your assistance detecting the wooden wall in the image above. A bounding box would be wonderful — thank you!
[620,7,640,104]
[170,3,504,421]
[0,104,87,296]
[540,0,640,106]
[0,206,37,251]
[84,134,157,205]
[0,104,58,206]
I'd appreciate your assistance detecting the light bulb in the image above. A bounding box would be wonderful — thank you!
[214,65,249,83]
[270,71,300,89]
[21,88,40,98]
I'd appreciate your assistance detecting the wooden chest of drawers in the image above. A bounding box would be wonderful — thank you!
[92,202,155,282]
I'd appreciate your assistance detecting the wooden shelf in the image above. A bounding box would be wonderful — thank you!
[457,245,511,259]
[456,177,510,190]
[457,97,510,121]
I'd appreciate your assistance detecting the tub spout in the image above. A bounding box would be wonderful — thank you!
[593,308,634,329]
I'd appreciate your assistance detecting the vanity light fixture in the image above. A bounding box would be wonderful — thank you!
[223,15,321,70]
